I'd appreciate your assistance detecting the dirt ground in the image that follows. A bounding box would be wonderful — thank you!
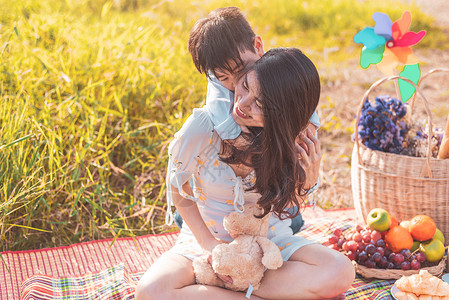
[316,1,449,208]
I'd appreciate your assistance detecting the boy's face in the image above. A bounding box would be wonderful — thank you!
[214,49,260,92]
[214,36,264,92]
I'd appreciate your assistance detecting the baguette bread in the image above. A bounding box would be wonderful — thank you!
[438,113,449,159]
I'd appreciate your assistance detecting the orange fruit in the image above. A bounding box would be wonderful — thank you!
[409,215,437,242]
[385,226,414,253]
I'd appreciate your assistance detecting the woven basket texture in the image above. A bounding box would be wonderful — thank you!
[352,256,446,280]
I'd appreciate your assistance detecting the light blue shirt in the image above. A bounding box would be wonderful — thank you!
[204,76,241,140]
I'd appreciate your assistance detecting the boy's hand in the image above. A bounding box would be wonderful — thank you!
[295,126,321,191]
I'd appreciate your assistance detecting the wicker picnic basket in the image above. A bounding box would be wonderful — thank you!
[351,70,449,245]
[352,255,447,280]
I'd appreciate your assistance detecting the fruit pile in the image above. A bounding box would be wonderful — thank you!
[327,208,446,270]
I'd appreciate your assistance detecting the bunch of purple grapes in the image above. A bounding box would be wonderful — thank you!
[358,96,409,154]
[328,226,426,270]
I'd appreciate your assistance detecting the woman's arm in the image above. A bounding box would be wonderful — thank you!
[172,183,221,253]
[173,182,233,284]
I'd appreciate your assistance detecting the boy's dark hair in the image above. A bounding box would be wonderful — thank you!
[188,7,256,78]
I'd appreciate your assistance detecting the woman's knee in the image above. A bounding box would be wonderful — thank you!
[134,253,195,300]
[318,251,355,298]
[135,279,166,300]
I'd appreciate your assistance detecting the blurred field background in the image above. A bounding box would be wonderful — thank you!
[1,0,448,251]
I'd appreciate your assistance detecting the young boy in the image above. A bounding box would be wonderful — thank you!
[188,7,321,138]
[173,7,321,233]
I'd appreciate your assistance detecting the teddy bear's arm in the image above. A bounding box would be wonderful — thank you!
[255,237,283,270]
[193,256,225,288]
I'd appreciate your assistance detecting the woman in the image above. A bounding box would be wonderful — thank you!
[136,48,355,300]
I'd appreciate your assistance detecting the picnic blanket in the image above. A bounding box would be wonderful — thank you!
[1,207,396,299]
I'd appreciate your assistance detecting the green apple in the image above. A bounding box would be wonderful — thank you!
[367,208,391,232]
[433,228,445,245]
[420,238,445,262]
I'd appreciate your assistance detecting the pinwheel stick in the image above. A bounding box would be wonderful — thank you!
[394,80,401,102]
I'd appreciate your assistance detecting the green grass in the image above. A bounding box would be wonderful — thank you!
[0,0,446,251]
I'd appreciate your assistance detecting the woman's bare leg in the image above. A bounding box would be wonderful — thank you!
[135,252,265,300]
[253,244,355,300]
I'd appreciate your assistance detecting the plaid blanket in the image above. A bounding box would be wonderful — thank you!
[21,264,137,300]
[2,208,397,299]
[20,264,396,300]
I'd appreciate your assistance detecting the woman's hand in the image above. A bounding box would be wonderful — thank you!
[295,125,321,191]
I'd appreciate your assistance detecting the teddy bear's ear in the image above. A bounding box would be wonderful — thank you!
[245,204,262,216]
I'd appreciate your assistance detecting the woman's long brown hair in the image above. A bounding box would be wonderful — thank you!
[220,48,320,219]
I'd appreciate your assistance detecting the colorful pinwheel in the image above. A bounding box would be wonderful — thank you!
[354,11,426,102]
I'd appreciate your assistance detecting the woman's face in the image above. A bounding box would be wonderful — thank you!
[232,70,264,128]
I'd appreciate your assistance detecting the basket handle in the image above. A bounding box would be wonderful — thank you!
[410,68,449,110]
[354,75,434,178]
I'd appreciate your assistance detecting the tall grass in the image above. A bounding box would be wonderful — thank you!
[0,0,446,251]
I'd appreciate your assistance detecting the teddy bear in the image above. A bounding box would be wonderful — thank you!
[192,204,283,292]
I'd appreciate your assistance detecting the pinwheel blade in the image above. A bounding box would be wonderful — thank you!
[394,30,426,47]
[373,12,393,40]
[389,46,419,65]
[360,45,385,69]
[354,27,386,50]
[392,11,412,40]
[376,48,398,75]
[398,63,421,102]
